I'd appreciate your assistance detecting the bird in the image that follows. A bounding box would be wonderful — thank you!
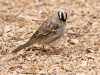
[12,11,67,53]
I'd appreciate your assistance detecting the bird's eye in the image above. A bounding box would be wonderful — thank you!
[58,12,67,21]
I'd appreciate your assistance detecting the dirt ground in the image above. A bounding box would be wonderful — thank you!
[0,0,100,75]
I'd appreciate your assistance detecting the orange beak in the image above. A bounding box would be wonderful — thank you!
[62,21,66,25]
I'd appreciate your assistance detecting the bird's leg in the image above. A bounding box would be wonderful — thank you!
[42,45,47,52]
[42,45,45,50]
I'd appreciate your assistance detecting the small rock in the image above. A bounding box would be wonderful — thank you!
[38,70,47,75]
[68,39,79,44]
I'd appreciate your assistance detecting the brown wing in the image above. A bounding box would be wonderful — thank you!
[29,18,60,41]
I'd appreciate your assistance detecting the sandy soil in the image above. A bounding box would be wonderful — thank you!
[0,0,100,75]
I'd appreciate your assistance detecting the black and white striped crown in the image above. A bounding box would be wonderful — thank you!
[58,11,67,21]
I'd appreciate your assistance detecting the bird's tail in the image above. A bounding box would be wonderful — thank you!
[12,40,34,53]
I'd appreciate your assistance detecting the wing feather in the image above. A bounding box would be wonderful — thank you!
[29,19,60,41]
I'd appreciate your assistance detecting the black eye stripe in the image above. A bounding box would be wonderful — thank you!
[61,12,65,21]
[66,12,67,20]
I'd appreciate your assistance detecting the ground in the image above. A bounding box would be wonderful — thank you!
[0,0,100,75]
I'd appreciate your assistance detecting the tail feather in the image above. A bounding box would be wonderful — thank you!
[12,40,34,53]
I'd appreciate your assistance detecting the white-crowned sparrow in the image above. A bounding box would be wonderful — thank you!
[12,11,67,53]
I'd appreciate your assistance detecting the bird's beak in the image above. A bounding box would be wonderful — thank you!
[62,21,66,25]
